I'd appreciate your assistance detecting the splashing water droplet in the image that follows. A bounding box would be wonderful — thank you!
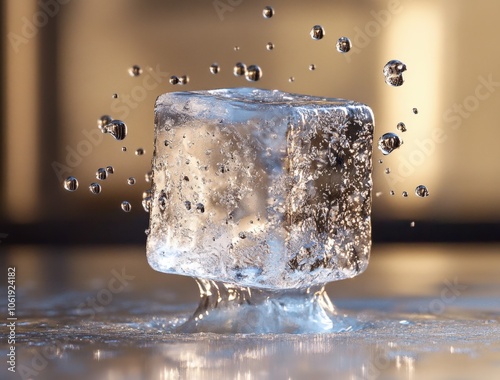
[383,60,407,87]
[97,115,113,132]
[106,166,114,174]
[89,182,101,194]
[289,76,295,83]
[128,65,142,77]
[245,65,262,81]
[64,176,78,192]
[135,148,145,156]
[233,62,247,77]
[122,147,127,152]
[402,191,408,198]
[145,171,152,183]
[127,177,136,185]
[310,25,325,40]
[385,168,391,174]
[112,93,118,99]
[262,6,274,19]
[378,159,383,164]
[169,76,179,85]
[415,185,429,198]
[336,37,351,53]
[266,42,274,51]
[309,64,316,71]
[103,120,127,141]
[397,122,407,132]
[413,107,419,114]
[210,63,220,74]
[390,190,395,196]
[378,132,403,155]
[121,201,131,212]
[96,168,107,180]
[178,75,189,85]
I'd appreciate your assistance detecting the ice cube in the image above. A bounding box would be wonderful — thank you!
[147,88,374,289]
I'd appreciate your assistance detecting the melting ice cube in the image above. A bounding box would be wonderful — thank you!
[147,88,374,289]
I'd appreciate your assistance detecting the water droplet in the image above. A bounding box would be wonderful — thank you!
[233,62,247,76]
[375,192,383,197]
[159,191,168,211]
[378,159,383,164]
[135,148,145,156]
[127,177,136,185]
[402,191,408,197]
[121,201,131,212]
[336,37,352,53]
[196,203,205,213]
[415,185,429,198]
[122,147,127,152]
[385,168,391,174]
[238,232,246,239]
[234,46,240,51]
[245,65,262,81]
[383,60,407,86]
[266,42,274,51]
[410,221,416,228]
[96,168,107,180]
[378,133,403,155]
[262,6,274,18]
[413,107,419,114]
[128,65,142,77]
[289,76,295,83]
[309,64,316,71]
[98,115,113,132]
[145,171,152,183]
[210,63,220,74]
[103,120,127,141]
[64,176,78,192]
[112,93,118,99]
[178,75,189,85]
[89,182,101,194]
[106,166,114,174]
[390,190,395,196]
[310,25,325,40]
[142,198,152,213]
[397,122,407,132]
[169,76,179,85]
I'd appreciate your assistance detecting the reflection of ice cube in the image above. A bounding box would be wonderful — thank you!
[147,88,374,289]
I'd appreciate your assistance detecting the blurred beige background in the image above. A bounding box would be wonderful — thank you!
[2,0,500,231]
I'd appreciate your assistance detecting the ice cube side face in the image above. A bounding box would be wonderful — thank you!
[147,88,374,289]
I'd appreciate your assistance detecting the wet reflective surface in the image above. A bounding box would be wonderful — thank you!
[1,244,500,379]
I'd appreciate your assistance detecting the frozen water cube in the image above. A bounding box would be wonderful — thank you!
[147,88,374,289]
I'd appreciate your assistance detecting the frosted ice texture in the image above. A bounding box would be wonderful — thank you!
[147,88,374,289]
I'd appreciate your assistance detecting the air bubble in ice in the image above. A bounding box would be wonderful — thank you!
[96,168,107,180]
[238,232,246,239]
[266,42,274,51]
[383,60,407,87]
[245,65,262,81]
[310,25,325,40]
[135,148,145,156]
[128,65,142,77]
[196,203,205,213]
[184,201,192,210]
[397,122,407,132]
[89,182,101,194]
[378,132,403,155]
[106,166,114,174]
[234,62,247,76]
[98,115,113,132]
[170,76,179,85]
[127,177,136,185]
[159,191,168,211]
[336,37,351,53]
[121,201,132,212]
[64,176,78,192]
[210,63,220,74]
[103,120,127,141]
[415,185,429,198]
[263,6,274,18]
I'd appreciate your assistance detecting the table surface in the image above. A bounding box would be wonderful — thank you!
[1,243,500,380]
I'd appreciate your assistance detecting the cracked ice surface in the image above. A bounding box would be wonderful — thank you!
[147,88,374,289]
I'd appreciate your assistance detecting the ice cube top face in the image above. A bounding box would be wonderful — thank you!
[147,88,374,289]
